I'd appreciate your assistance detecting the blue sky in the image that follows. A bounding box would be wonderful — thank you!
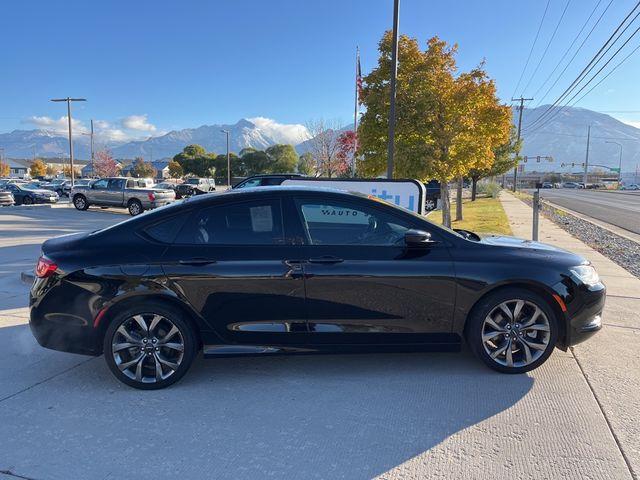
[2,0,640,141]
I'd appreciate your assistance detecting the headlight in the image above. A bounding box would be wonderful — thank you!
[570,265,600,286]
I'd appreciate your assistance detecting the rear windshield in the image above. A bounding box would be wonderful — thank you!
[185,179,200,185]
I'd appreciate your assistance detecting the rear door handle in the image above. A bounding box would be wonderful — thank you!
[308,256,344,264]
[178,258,217,266]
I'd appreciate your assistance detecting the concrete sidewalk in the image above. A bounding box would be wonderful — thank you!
[500,192,640,479]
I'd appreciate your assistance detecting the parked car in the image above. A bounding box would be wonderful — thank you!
[424,179,441,211]
[233,173,303,189]
[43,179,70,197]
[562,182,582,189]
[1,183,59,205]
[154,182,178,191]
[0,190,15,206]
[621,184,639,190]
[541,182,553,189]
[71,177,176,216]
[29,186,605,389]
[175,177,216,198]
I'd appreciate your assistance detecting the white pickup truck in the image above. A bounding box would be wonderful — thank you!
[71,177,176,216]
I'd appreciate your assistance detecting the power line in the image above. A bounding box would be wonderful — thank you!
[527,21,640,133]
[511,0,551,98]
[532,0,604,99]
[533,0,614,107]
[521,0,573,95]
[524,1,640,131]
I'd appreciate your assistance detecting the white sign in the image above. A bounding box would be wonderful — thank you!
[282,178,426,214]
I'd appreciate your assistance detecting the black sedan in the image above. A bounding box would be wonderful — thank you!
[29,187,605,389]
[2,183,59,205]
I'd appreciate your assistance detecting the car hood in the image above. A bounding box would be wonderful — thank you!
[480,235,573,253]
[24,188,57,195]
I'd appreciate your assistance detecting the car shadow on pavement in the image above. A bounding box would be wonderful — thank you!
[0,324,534,480]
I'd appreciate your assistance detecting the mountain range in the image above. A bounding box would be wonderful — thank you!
[1,106,639,174]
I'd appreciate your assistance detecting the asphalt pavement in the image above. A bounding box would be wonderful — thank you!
[0,204,637,479]
[538,189,640,235]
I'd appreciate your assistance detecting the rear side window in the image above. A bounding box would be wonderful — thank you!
[176,199,284,245]
[144,215,187,243]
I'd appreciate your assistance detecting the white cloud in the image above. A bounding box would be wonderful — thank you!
[27,115,88,135]
[121,114,157,132]
[621,119,640,129]
[247,117,311,144]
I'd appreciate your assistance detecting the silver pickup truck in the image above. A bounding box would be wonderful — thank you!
[71,177,176,216]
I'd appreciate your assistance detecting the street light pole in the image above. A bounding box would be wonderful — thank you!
[605,140,623,189]
[51,97,86,186]
[386,0,400,179]
[221,130,230,187]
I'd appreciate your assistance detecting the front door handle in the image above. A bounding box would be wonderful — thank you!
[178,258,217,266]
[308,256,344,264]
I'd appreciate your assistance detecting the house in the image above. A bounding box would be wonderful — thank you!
[120,159,171,180]
[6,159,30,178]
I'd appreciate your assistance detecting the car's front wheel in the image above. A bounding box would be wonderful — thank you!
[466,288,558,374]
[22,196,33,205]
[103,303,197,389]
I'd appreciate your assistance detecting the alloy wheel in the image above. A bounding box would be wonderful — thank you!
[74,196,86,209]
[111,313,185,384]
[481,299,551,368]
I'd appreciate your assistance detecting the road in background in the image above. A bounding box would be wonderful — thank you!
[538,189,640,235]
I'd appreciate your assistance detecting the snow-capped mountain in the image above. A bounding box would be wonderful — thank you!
[2,108,639,174]
[518,105,640,173]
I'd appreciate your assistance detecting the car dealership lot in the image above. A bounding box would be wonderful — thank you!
[0,206,638,479]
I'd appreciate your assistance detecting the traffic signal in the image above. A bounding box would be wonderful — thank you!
[523,156,528,163]
[536,156,541,162]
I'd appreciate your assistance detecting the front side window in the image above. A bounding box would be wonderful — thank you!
[176,199,284,245]
[296,198,413,246]
[93,179,109,189]
[108,179,125,190]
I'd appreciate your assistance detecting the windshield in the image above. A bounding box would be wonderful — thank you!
[185,179,200,185]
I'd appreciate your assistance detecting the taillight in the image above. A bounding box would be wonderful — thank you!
[148,192,156,201]
[35,256,58,278]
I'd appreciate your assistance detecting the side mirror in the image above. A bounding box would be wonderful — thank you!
[404,229,436,246]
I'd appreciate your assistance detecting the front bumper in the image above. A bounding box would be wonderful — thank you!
[557,280,605,347]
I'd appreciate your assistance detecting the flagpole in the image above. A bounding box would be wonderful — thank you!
[353,46,360,177]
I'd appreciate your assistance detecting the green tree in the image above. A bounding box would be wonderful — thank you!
[168,160,183,178]
[468,127,520,201]
[213,153,241,183]
[297,152,315,175]
[30,159,47,177]
[265,144,298,173]
[131,157,157,178]
[241,150,271,176]
[0,162,10,177]
[358,33,511,226]
[173,144,215,177]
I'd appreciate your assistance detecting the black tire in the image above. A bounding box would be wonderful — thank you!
[128,199,143,216]
[103,302,197,390]
[22,196,33,205]
[73,194,89,210]
[465,287,558,374]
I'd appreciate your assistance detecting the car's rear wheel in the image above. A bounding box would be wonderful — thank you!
[128,199,143,216]
[22,196,33,205]
[73,194,88,210]
[103,303,197,389]
[466,288,558,373]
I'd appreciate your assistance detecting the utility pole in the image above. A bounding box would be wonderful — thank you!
[51,97,86,186]
[221,130,230,187]
[583,125,591,186]
[511,96,533,192]
[386,0,400,179]
[90,119,95,176]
